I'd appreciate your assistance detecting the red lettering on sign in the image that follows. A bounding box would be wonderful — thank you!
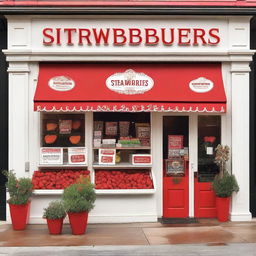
[43,28,54,45]
[208,28,220,45]
[93,28,110,45]
[129,28,142,45]
[56,28,61,45]
[178,28,191,45]
[145,28,159,45]
[78,29,92,45]
[42,27,221,46]
[161,28,175,45]
[64,28,77,45]
[113,28,127,45]
[193,28,207,45]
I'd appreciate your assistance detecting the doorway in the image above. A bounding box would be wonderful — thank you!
[194,116,221,218]
[162,116,189,218]
[162,115,221,219]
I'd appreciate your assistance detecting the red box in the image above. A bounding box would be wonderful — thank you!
[168,135,184,149]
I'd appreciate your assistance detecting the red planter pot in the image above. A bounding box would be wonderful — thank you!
[46,218,64,235]
[216,196,230,222]
[68,211,88,235]
[9,202,30,230]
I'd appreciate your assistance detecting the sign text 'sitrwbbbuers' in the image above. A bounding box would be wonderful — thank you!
[42,27,220,46]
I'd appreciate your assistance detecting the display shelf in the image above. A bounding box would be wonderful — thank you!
[93,162,152,169]
[93,146,151,150]
[96,188,156,195]
[33,188,155,195]
[33,189,63,195]
[38,164,88,169]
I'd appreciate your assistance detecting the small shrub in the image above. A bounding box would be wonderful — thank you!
[62,176,96,213]
[4,171,33,205]
[43,200,66,220]
[212,145,239,198]
[212,171,239,198]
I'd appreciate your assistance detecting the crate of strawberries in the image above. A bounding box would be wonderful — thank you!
[95,169,154,190]
[32,169,90,189]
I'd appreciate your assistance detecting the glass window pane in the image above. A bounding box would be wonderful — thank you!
[163,116,189,176]
[198,116,221,182]
[41,113,85,147]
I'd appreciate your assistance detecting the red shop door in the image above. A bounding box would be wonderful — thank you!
[194,115,220,218]
[163,163,189,218]
[194,177,217,218]
[162,116,189,218]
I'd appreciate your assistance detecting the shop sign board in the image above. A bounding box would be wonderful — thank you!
[42,27,220,47]
[168,135,184,149]
[68,147,87,165]
[48,76,75,91]
[189,77,214,93]
[99,149,116,165]
[31,18,228,53]
[131,154,152,165]
[106,69,154,95]
[40,147,63,165]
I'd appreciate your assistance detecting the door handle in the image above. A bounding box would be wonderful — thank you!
[191,163,197,173]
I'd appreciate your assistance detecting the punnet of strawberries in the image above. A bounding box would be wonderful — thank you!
[32,170,90,189]
[95,170,154,189]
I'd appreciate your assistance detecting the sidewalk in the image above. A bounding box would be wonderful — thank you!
[1,219,256,247]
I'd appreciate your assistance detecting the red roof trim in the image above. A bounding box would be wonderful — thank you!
[1,0,256,7]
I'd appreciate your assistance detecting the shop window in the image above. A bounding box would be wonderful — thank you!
[198,116,221,182]
[93,112,154,191]
[40,113,85,166]
[93,112,151,164]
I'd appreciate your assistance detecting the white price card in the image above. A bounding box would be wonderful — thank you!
[40,147,63,165]
[206,147,213,155]
[99,149,116,165]
[68,147,87,165]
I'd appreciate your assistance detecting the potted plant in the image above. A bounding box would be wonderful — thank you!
[212,145,239,222]
[62,175,96,235]
[43,200,66,235]
[4,171,33,230]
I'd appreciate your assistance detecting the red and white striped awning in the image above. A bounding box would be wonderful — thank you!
[34,63,226,113]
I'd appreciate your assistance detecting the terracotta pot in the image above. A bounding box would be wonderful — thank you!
[68,211,88,235]
[216,196,230,222]
[9,202,30,230]
[46,218,64,235]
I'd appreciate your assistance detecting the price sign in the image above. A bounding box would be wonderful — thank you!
[40,147,63,165]
[99,149,116,165]
[132,154,152,165]
[168,135,184,149]
[68,147,87,165]
[59,120,72,134]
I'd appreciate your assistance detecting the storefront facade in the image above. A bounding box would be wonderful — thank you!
[4,15,253,223]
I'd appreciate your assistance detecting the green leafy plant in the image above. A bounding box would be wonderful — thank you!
[43,200,66,220]
[4,171,33,205]
[212,145,239,198]
[212,171,239,197]
[62,176,96,213]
